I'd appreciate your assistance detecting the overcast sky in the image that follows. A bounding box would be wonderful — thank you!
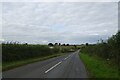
[2,2,118,44]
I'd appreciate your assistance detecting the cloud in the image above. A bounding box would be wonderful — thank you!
[1,0,120,2]
[0,3,2,38]
[2,2,118,44]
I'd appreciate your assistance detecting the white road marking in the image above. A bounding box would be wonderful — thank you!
[64,57,69,60]
[64,54,73,60]
[64,58,67,60]
[45,61,62,73]
[45,53,74,73]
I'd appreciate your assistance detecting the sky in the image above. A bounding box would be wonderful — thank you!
[1,2,118,44]
[0,0,119,2]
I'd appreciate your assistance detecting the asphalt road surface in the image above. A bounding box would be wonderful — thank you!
[3,50,88,78]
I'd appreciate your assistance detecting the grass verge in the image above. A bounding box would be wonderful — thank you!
[3,53,64,71]
[79,53,119,78]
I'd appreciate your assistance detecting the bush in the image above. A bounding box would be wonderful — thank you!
[2,44,59,63]
[81,31,120,65]
[2,43,76,64]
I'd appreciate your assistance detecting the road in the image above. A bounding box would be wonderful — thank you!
[3,50,88,78]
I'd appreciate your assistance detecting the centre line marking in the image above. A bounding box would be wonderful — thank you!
[64,57,68,60]
[45,61,62,73]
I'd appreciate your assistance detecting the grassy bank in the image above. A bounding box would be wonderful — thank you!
[3,53,65,71]
[79,53,119,78]
[81,31,120,66]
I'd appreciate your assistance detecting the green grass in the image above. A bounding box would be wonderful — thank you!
[3,53,64,71]
[79,53,119,78]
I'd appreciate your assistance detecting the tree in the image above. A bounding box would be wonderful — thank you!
[55,43,58,46]
[62,44,65,46]
[86,43,88,46]
[48,43,53,46]
[59,43,61,46]
[25,43,28,45]
[74,45,76,48]
[66,44,69,46]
